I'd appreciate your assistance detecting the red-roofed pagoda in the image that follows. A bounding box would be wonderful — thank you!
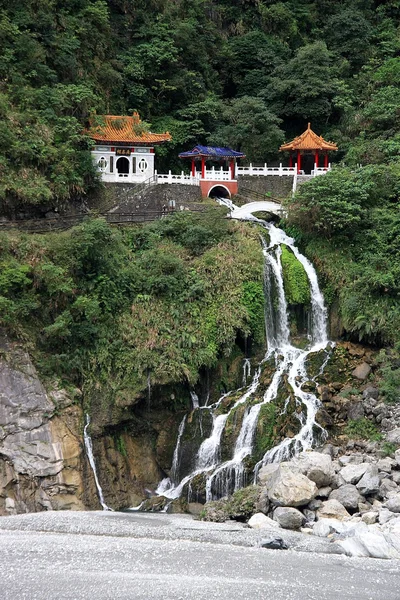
[88,112,171,183]
[279,123,338,174]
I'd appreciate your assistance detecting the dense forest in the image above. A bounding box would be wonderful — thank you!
[1,0,399,206]
[0,0,399,381]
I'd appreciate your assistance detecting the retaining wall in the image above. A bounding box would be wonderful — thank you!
[238,175,294,199]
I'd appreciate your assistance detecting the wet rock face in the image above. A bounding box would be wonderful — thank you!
[0,340,85,515]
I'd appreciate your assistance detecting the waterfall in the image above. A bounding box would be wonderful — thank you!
[156,204,331,503]
[83,415,112,511]
[170,415,187,483]
[242,358,251,386]
[190,391,200,409]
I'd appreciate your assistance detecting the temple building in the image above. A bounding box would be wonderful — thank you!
[178,145,245,197]
[279,123,338,174]
[88,112,171,183]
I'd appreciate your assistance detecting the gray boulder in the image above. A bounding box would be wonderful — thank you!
[384,494,400,513]
[377,458,394,473]
[361,512,378,525]
[317,499,350,521]
[312,519,336,538]
[273,507,304,530]
[363,387,379,400]
[248,513,280,530]
[316,486,332,499]
[347,402,365,421]
[379,479,398,500]
[387,428,400,444]
[354,531,400,560]
[329,484,363,511]
[266,463,318,507]
[356,465,380,495]
[352,362,371,380]
[292,451,334,488]
[394,449,400,467]
[257,463,280,486]
[260,536,289,550]
[340,463,369,484]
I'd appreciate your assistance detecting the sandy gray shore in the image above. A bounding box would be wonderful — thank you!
[0,511,399,599]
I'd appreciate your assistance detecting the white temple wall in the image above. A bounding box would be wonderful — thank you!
[92,146,155,183]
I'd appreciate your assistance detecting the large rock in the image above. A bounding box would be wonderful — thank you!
[266,463,317,507]
[292,451,334,488]
[379,479,398,500]
[257,463,280,486]
[273,507,304,530]
[394,449,400,468]
[386,428,400,444]
[329,484,363,511]
[352,362,371,380]
[354,531,400,560]
[248,512,280,530]
[384,494,400,513]
[340,463,369,485]
[339,537,370,558]
[356,465,380,496]
[347,402,365,421]
[316,499,350,521]
[0,341,86,514]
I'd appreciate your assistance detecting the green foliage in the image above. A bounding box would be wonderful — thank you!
[0,212,264,397]
[287,167,372,239]
[280,245,310,305]
[381,442,397,458]
[345,418,382,442]
[1,1,398,209]
[379,365,400,404]
[241,281,265,345]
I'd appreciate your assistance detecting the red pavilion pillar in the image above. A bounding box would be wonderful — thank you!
[201,156,206,178]
[230,159,235,180]
[315,150,319,169]
[191,159,195,177]
[297,150,301,174]
[324,153,329,169]
[289,155,293,168]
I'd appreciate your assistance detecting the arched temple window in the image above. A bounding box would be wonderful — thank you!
[138,159,148,173]
[97,157,108,172]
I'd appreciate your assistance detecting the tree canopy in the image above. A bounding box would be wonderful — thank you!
[1,1,399,211]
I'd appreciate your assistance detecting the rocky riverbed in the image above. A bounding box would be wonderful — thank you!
[0,511,399,600]
[199,448,400,560]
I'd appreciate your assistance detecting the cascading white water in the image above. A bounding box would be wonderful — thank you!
[170,415,187,483]
[156,199,331,503]
[190,391,200,409]
[83,415,112,511]
[242,358,251,386]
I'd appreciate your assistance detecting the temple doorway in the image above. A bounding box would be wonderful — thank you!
[116,157,130,176]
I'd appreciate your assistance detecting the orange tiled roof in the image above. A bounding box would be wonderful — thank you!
[279,123,338,151]
[88,112,171,145]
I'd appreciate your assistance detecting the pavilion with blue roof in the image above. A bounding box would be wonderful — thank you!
[179,145,245,182]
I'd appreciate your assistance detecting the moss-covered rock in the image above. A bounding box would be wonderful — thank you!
[281,245,311,306]
[200,484,262,522]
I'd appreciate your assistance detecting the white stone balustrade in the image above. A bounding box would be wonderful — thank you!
[154,171,200,186]
[204,167,233,181]
[236,163,297,176]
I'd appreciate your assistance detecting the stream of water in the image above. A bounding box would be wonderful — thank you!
[84,415,112,511]
[157,201,331,502]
